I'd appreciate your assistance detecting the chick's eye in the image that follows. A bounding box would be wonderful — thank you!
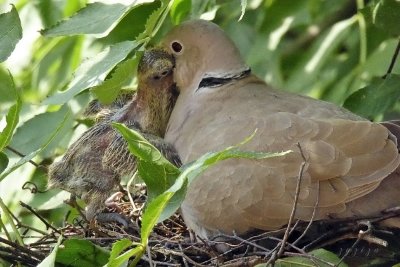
[171,41,183,53]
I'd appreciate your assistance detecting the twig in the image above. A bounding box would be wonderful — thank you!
[0,236,45,260]
[19,201,62,235]
[147,243,154,267]
[141,255,181,266]
[179,244,190,267]
[384,37,400,78]
[277,143,307,258]
[218,232,271,253]
[17,223,48,236]
[155,246,210,267]
[335,221,372,267]
[22,181,47,194]
[0,245,41,266]
[5,146,41,169]
[0,250,39,267]
[283,251,336,267]
[294,181,320,247]
[127,171,139,213]
[266,236,305,254]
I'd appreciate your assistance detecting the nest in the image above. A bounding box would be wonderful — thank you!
[2,183,400,267]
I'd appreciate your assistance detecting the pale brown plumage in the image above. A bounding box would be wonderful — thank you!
[160,20,400,238]
[48,48,180,222]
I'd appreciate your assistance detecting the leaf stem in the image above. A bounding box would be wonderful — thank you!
[384,37,400,78]
[356,0,367,65]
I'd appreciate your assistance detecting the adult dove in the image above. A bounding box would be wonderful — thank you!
[48,48,180,224]
[160,20,400,239]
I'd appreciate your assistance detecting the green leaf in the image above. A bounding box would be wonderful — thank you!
[37,236,63,267]
[0,67,16,104]
[55,239,110,267]
[0,152,8,174]
[107,246,143,267]
[285,16,357,93]
[41,1,145,37]
[361,0,400,36]
[32,36,84,97]
[137,0,171,40]
[112,123,177,168]
[44,40,139,105]
[9,105,71,155]
[343,74,400,119]
[98,2,160,45]
[170,0,191,25]
[0,106,71,181]
[0,5,22,62]
[0,72,21,152]
[92,56,140,104]
[108,239,133,266]
[268,248,347,267]
[141,191,174,242]
[112,123,180,200]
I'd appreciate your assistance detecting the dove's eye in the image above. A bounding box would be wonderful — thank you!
[171,41,183,54]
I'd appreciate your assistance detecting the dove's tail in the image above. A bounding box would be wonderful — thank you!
[381,120,400,151]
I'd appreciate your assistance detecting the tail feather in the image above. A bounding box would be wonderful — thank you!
[381,120,400,150]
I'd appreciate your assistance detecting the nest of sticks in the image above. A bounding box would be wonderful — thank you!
[2,181,400,267]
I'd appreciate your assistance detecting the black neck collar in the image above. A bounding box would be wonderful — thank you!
[197,68,251,91]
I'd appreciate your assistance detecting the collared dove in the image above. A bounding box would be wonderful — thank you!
[160,20,400,239]
[48,48,181,224]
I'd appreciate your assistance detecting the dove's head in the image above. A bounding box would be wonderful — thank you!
[161,20,248,92]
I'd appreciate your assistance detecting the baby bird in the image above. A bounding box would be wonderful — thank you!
[83,91,133,122]
[48,48,180,224]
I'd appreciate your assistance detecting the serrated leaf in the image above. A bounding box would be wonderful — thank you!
[0,72,21,152]
[0,5,22,62]
[99,1,160,45]
[44,41,139,105]
[343,74,400,119]
[42,1,154,37]
[55,239,110,267]
[170,0,191,25]
[92,57,140,104]
[137,0,171,40]
[0,152,8,174]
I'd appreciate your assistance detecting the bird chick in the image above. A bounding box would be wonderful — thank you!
[83,91,133,122]
[48,48,180,225]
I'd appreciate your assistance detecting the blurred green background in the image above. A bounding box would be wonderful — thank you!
[0,0,400,265]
